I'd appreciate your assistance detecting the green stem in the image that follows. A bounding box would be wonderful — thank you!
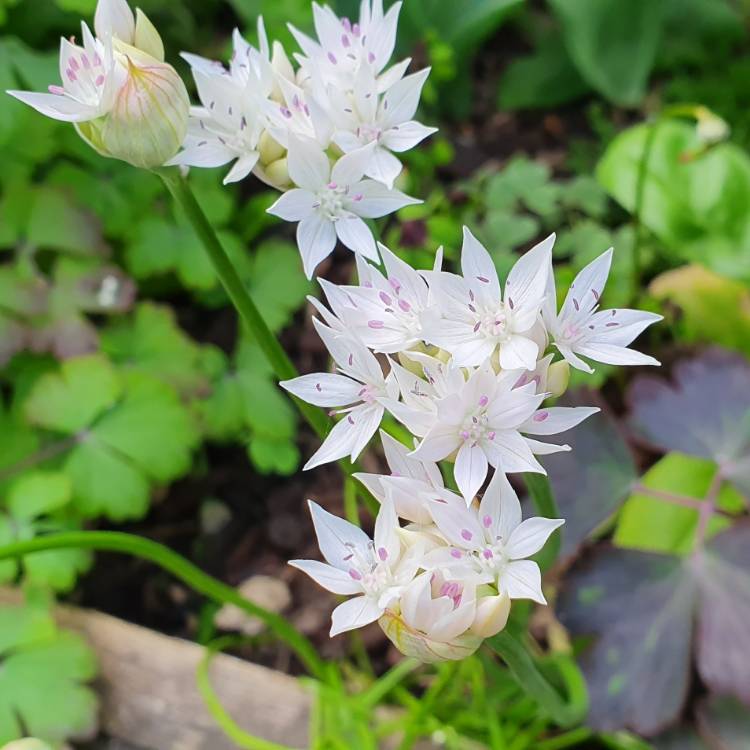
[156,167,329,440]
[486,633,587,729]
[523,474,561,571]
[0,531,326,681]
[197,636,296,750]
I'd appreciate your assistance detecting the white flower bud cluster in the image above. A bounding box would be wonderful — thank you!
[8,0,189,169]
[168,0,433,278]
[288,231,662,659]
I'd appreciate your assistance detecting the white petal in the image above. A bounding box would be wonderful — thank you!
[561,248,612,322]
[478,469,520,541]
[576,343,661,367]
[7,90,96,123]
[524,438,571,456]
[297,213,337,279]
[304,413,363,469]
[333,129,364,153]
[461,226,501,301]
[411,424,460,463]
[307,499,370,569]
[522,406,599,436]
[556,344,594,374]
[454,442,489,504]
[373,496,400,564]
[382,121,438,153]
[428,496,484,550]
[348,403,386,460]
[382,67,430,127]
[381,430,442,487]
[287,135,330,192]
[505,234,554,319]
[166,141,236,168]
[365,147,402,189]
[505,517,564,559]
[351,180,420,218]
[331,143,376,186]
[280,372,362,407]
[487,430,546,475]
[499,334,539,371]
[95,0,135,41]
[223,152,259,184]
[268,188,316,222]
[335,216,378,261]
[377,58,411,92]
[498,560,546,604]
[586,309,662,347]
[330,596,383,636]
[289,559,363,595]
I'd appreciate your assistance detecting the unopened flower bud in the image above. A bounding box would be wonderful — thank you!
[133,8,165,61]
[258,130,286,165]
[262,157,292,189]
[470,593,511,638]
[547,360,570,398]
[76,44,189,169]
[379,572,483,663]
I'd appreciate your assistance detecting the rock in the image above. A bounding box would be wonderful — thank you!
[214,576,291,636]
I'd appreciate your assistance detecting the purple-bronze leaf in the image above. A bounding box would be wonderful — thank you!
[543,389,637,561]
[628,349,750,498]
[557,546,695,735]
[695,523,750,704]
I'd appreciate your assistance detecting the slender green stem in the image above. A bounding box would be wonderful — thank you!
[523,474,561,571]
[486,633,587,729]
[197,636,296,750]
[156,167,329,440]
[359,657,420,710]
[0,531,326,681]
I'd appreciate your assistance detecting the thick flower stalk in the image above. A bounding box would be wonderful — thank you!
[7,0,189,169]
[288,229,661,659]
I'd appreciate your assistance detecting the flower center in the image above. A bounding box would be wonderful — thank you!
[459,395,494,446]
[316,183,348,221]
[344,541,393,596]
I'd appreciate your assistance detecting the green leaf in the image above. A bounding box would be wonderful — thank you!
[23,355,121,435]
[0,600,97,745]
[548,0,666,106]
[499,33,589,110]
[649,264,750,358]
[614,453,740,555]
[23,356,198,521]
[244,240,313,333]
[101,302,217,397]
[7,471,71,521]
[597,120,750,280]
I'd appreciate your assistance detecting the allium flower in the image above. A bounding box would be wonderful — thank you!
[543,248,662,373]
[267,136,419,277]
[8,0,189,169]
[400,365,597,502]
[427,471,564,604]
[290,498,421,635]
[168,23,274,184]
[423,228,553,370]
[380,571,483,662]
[290,1,405,92]
[335,243,442,353]
[280,319,397,468]
[355,431,449,525]
[331,66,437,187]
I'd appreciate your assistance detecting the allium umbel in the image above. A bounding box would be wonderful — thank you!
[7,0,189,169]
[289,229,661,659]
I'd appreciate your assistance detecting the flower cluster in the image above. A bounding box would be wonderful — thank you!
[287,231,661,659]
[169,1,432,277]
[8,0,189,169]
